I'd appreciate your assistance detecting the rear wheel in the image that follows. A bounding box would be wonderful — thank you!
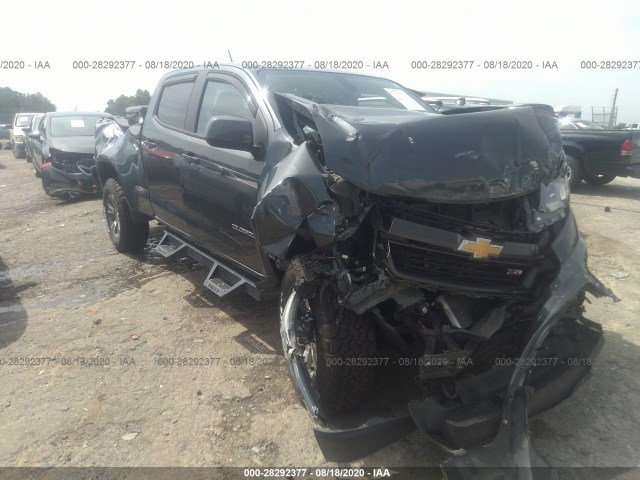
[280,257,377,415]
[566,155,583,189]
[583,173,616,186]
[103,178,149,252]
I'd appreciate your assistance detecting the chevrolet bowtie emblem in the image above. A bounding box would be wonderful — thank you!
[457,237,504,259]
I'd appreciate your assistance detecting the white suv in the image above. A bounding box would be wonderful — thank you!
[10,112,41,158]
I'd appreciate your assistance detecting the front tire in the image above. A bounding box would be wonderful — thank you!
[280,257,377,415]
[566,155,583,189]
[103,178,149,252]
[12,144,23,159]
[583,173,616,186]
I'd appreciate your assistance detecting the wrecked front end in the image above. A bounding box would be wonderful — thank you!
[40,146,100,199]
[255,97,617,477]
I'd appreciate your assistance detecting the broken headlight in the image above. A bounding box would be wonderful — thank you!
[526,175,570,232]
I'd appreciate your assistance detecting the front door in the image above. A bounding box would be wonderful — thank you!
[179,74,268,274]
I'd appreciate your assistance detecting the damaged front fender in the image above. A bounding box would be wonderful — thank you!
[253,142,354,259]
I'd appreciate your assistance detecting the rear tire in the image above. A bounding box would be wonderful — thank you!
[566,155,583,189]
[280,257,377,414]
[103,178,149,252]
[583,173,616,186]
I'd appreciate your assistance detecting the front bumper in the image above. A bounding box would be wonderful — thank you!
[41,165,101,198]
[313,212,617,478]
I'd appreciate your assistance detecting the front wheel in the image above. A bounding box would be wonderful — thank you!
[583,173,616,186]
[103,178,149,252]
[280,257,377,415]
[12,144,23,159]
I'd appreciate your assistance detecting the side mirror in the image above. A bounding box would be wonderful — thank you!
[23,127,32,133]
[125,106,147,126]
[204,116,257,153]
[127,114,142,126]
[28,132,40,139]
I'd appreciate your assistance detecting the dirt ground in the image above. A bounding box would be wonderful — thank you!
[0,148,639,474]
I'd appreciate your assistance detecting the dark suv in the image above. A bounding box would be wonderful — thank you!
[95,65,616,476]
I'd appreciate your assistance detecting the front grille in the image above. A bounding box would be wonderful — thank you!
[51,151,95,173]
[381,199,540,243]
[387,239,538,294]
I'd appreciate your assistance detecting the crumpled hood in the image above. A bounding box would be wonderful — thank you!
[277,94,564,202]
[48,136,95,154]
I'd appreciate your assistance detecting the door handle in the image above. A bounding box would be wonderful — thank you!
[182,153,200,165]
[141,140,156,150]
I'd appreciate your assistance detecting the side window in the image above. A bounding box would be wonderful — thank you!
[196,81,253,136]
[156,81,195,129]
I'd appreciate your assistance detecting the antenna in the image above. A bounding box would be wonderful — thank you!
[228,50,233,62]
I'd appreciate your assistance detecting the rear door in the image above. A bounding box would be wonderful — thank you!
[141,73,199,234]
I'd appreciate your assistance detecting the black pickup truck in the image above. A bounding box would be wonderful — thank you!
[558,117,640,188]
[95,65,616,478]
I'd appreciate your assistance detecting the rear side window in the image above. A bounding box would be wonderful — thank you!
[157,81,194,129]
[196,81,253,135]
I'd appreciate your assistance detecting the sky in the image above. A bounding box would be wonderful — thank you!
[2,0,640,123]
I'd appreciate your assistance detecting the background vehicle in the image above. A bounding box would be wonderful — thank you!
[558,116,640,187]
[0,124,10,140]
[22,113,45,163]
[9,112,41,159]
[30,112,112,198]
[0,124,10,149]
[95,66,615,476]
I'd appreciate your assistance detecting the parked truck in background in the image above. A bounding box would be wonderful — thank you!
[558,117,640,188]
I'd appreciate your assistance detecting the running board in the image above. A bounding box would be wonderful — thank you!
[155,231,263,299]
[203,262,246,297]
[155,232,187,258]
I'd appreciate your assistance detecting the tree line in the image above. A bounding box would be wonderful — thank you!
[0,87,56,123]
[0,87,151,123]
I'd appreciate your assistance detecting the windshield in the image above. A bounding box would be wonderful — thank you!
[256,70,436,112]
[559,117,604,130]
[49,115,106,137]
[15,115,35,127]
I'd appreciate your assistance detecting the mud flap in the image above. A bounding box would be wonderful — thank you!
[441,389,556,480]
[314,416,417,462]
